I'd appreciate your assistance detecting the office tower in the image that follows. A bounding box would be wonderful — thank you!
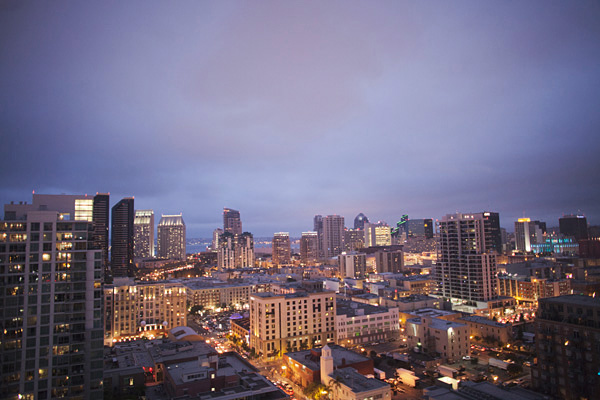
[531,295,600,400]
[272,232,291,266]
[313,215,324,258]
[322,215,345,258]
[354,212,369,230]
[514,218,545,252]
[373,247,404,274]
[211,228,224,251]
[249,290,336,359]
[300,231,319,264]
[435,213,498,305]
[156,214,186,260]
[93,193,109,273]
[0,201,104,400]
[407,218,434,239]
[559,214,588,241]
[338,252,367,278]
[133,209,154,259]
[482,211,502,254]
[344,228,365,252]
[223,207,242,235]
[364,221,392,247]
[217,232,254,269]
[111,197,134,278]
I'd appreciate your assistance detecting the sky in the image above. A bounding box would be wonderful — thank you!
[1,1,600,238]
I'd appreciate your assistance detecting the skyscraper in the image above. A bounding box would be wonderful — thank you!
[211,228,224,251]
[435,213,498,306]
[353,213,369,230]
[300,231,319,264]
[217,232,254,268]
[157,214,186,260]
[482,211,502,254]
[223,208,242,235]
[272,232,291,266]
[111,197,134,278]
[559,214,588,241]
[406,218,434,239]
[134,209,154,259]
[514,218,544,252]
[0,199,104,400]
[364,221,392,247]
[322,215,344,258]
[93,193,109,275]
[314,215,324,258]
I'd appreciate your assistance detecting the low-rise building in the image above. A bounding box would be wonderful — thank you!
[406,316,470,363]
[336,300,399,346]
[380,294,440,312]
[458,315,512,344]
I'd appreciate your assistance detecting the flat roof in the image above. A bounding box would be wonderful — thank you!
[285,345,370,371]
[331,367,389,393]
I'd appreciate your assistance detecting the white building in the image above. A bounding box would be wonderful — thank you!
[336,300,399,345]
[406,316,470,363]
[338,252,367,278]
[134,209,154,259]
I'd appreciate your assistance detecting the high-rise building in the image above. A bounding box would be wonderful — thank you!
[133,209,154,259]
[482,211,502,254]
[0,200,104,400]
[300,231,319,265]
[364,221,392,247]
[354,213,369,230]
[223,208,242,235]
[514,218,545,252]
[111,197,135,278]
[407,218,434,239]
[559,214,588,241]
[211,228,224,251]
[157,214,186,260]
[343,228,365,252]
[338,252,367,278]
[272,232,291,266]
[217,232,254,269]
[93,193,110,275]
[322,215,345,258]
[531,295,600,399]
[314,215,324,258]
[435,213,498,306]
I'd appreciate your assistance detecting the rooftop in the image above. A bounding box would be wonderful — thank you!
[540,294,600,308]
[285,345,370,371]
[330,367,389,393]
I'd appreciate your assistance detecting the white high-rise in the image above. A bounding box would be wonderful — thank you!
[157,214,186,260]
[134,209,154,258]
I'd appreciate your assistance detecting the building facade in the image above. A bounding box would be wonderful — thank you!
[559,214,588,241]
[93,193,110,274]
[0,204,104,400]
[531,295,600,400]
[364,222,392,248]
[134,209,154,259]
[104,278,187,345]
[435,213,498,307]
[336,300,400,345]
[249,291,337,359]
[157,214,186,261]
[111,197,135,278]
[272,232,291,266]
[223,208,242,235]
[338,252,367,279]
[300,231,319,265]
[322,215,345,258]
[217,232,254,269]
[405,316,470,363]
[514,218,545,253]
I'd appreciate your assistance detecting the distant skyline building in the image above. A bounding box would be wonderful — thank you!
[93,193,110,275]
[344,228,365,252]
[514,218,544,252]
[111,197,135,278]
[313,214,324,258]
[353,212,369,230]
[217,232,254,269]
[0,198,104,399]
[435,213,498,306]
[272,232,291,266]
[300,231,319,264]
[134,209,154,259]
[157,214,186,260]
[223,207,242,235]
[482,211,502,254]
[406,218,434,239]
[559,214,588,241]
[364,221,392,247]
[322,215,345,258]
[338,251,367,278]
[211,228,224,251]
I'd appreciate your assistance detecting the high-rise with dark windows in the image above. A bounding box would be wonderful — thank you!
[223,208,242,235]
[111,198,134,278]
[559,214,588,241]
[93,193,109,275]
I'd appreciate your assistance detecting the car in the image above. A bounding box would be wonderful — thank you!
[523,361,532,367]
[462,356,471,361]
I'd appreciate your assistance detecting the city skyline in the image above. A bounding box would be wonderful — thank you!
[1,1,599,237]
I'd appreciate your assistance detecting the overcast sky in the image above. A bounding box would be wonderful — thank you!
[1,1,599,237]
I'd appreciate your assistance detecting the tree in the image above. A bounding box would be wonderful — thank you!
[189,305,204,315]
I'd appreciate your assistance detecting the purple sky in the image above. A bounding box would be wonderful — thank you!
[1,1,599,237]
